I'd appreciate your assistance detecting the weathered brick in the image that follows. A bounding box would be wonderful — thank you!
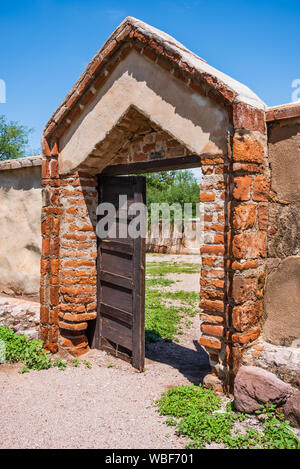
[232,276,257,304]
[202,256,217,266]
[233,102,266,133]
[200,299,225,313]
[200,289,224,300]
[231,327,261,345]
[257,204,268,230]
[50,238,60,257]
[50,286,60,306]
[40,306,49,324]
[232,232,266,259]
[49,306,59,325]
[233,176,252,201]
[231,260,258,271]
[52,217,60,235]
[200,245,225,255]
[61,312,97,322]
[42,160,50,179]
[58,321,88,331]
[253,175,270,201]
[60,286,94,296]
[41,217,51,236]
[200,313,225,324]
[50,259,60,276]
[40,259,49,276]
[233,204,256,230]
[232,301,263,332]
[200,278,225,289]
[201,324,224,337]
[60,334,89,349]
[200,192,215,202]
[199,336,222,350]
[42,237,50,257]
[233,136,263,163]
[60,304,86,313]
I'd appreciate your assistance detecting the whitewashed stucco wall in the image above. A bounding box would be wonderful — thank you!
[0,157,43,297]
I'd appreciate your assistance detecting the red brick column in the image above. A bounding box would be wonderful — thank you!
[199,157,229,391]
[40,152,61,352]
[199,104,268,392]
[40,140,98,356]
[57,171,98,356]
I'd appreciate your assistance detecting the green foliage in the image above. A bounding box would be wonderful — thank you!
[155,385,300,450]
[142,170,200,223]
[72,357,80,367]
[0,115,33,160]
[146,261,199,276]
[157,385,221,418]
[0,326,53,371]
[53,358,67,370]
[0,326,67,372]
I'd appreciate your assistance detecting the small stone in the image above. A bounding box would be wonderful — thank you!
[203,373,222,390]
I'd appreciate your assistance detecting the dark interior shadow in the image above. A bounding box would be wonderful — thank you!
[145,337,211,385]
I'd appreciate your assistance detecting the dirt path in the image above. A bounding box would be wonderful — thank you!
[0,255,209,449]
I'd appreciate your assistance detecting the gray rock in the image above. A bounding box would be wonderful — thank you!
[234,366,293,413]
[283,393,300,429]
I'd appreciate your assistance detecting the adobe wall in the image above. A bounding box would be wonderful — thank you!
[0,157,43,298]
[264,113,300,346]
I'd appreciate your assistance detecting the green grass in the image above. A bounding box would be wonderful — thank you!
[145,283,199,344]
[146,261,200,277]
[146,278,176,288]
[155,385,300,449]
[145,259,200,344]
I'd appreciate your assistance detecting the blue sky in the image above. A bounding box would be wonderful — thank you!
[0,0,299,156]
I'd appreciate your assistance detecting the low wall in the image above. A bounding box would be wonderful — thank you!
[0,156,43,298]
[146,220,200,254]
[0,296,40,339]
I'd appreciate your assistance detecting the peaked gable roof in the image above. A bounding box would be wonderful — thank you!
[43,16,265,145]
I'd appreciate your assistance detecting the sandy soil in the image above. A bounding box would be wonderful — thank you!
[0,255,209,449]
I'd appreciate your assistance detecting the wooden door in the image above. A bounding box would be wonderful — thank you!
[93,175,146,371]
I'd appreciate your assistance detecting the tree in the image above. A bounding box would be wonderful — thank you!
[143,169,200,223]
[0,115,33,161]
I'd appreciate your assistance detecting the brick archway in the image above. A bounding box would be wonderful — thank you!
[40,17,268,391]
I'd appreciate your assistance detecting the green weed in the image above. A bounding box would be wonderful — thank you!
[156,385,300,450]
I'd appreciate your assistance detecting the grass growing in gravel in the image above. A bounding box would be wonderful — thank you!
[146,261,200,277]
[145,260,200,344]
[0,326,68,373]
[156,385,300,449]
[145,278,199,343]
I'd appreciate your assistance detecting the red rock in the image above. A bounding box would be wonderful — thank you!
[283,393,300,429]
[234,366,293,413]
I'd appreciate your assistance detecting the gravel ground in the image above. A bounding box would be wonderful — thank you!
[0,254,209,449]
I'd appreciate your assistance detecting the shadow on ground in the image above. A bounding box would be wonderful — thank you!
[145,337,211,385]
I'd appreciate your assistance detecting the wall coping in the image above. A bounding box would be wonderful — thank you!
[266,102,300,122]
[0,155,43,172]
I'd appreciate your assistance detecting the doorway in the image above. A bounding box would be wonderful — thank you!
[91,158,210,383]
